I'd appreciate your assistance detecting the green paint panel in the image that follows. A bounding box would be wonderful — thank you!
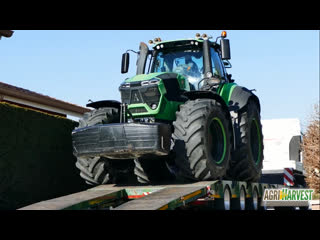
[218,83,237,105]
[124,72,187,121]
[125,72,163,83]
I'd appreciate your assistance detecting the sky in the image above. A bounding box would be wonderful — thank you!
[0,30,319,132]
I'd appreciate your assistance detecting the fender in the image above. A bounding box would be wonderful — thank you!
[228,86,261,113]
[183,90,235,150]
[183,90,230,114]
[228,86,261,150]
[86,100,121,110]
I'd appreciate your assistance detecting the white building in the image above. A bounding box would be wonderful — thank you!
[261,118,304,174]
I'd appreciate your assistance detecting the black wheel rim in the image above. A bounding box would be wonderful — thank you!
[208,117,227,164]
[250,119,262,165]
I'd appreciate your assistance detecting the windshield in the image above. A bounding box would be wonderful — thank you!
[151,46,204,90]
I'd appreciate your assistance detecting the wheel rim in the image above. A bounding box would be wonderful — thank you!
[209,117,227,164]
[224,187,231,210]
[240,187,246,210]
[250,119,262,165]
[253,189,258,210]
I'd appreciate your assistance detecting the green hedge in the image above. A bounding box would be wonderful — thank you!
[0,102,89,210]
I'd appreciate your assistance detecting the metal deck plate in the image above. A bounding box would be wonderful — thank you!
[113,185,209,210]
[19,189,125,210]
[18,181,220,210]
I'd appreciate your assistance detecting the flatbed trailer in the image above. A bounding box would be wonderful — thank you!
[19,180,307,210]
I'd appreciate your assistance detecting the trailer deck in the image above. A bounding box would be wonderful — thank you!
[19,180,275,210]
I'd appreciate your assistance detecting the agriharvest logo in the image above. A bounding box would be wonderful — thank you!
[263,188,314,201]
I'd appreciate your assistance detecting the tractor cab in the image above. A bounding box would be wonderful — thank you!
[150,40,204,90]
[121,32,232,91]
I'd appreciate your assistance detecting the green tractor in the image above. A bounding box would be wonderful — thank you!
[72,32,264,185]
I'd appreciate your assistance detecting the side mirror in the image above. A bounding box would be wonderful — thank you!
[121,53,129,74]
[223,60,232,68]
[221,39,231,60]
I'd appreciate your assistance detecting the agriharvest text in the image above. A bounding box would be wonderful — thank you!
[263,188,314,201]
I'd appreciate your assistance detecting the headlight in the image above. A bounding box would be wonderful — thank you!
[151,103,158,110]
[149,79,160,85]
[142,78,160,86]
[120,82,130,88]
[141,81,149,86]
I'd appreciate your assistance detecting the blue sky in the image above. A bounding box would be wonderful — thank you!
[0,30,319,131]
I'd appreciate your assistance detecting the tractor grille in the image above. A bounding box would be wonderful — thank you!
[120,85,161,108]
[120,90,130,104]
[130,107,148,114]
[140,86,160,105]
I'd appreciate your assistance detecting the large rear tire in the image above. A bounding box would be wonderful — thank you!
[227,100,264,182]
[172,99,233,181]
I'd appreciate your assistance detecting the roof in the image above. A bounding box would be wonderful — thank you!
[152,38,205,49]
[0,82,90,115]
[0,30,14,38]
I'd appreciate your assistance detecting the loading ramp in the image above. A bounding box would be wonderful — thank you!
[19,180,271,210]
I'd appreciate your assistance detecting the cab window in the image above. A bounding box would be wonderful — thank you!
[210,48,224,77]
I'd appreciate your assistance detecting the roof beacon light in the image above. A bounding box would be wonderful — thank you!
[221,31,227,38]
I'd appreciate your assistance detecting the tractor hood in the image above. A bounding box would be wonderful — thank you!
[119,72,189,121]
[125,72,165,83]
[122,72,189,91]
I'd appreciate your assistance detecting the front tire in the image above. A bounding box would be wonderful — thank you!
[76,156,111,185]
[172,99,233,181]
[74,107,136,185]
[134,157,176,184]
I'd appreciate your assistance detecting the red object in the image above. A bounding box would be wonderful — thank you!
[284,168,294,186]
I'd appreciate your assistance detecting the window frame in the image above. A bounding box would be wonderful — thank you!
[210,47,226,79]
